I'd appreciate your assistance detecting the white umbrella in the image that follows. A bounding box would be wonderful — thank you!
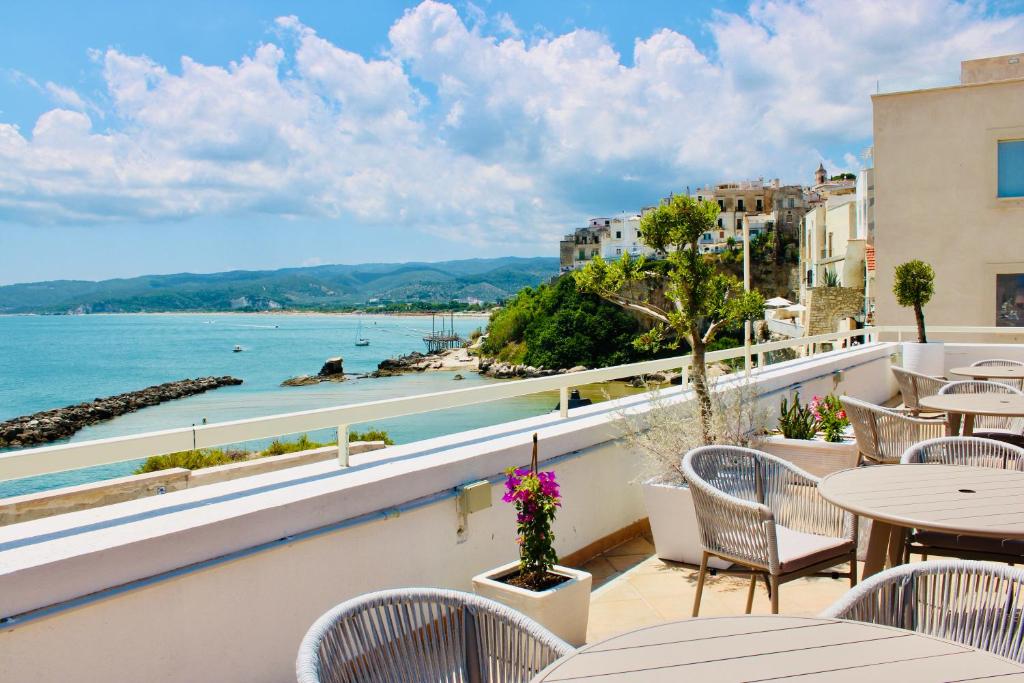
[764,296,793,308]
[785,303,807,312]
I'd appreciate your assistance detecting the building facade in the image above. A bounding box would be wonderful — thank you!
[873,53,1024,327]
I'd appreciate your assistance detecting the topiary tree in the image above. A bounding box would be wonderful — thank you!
[574,194,763,442]
[893,259,935,343]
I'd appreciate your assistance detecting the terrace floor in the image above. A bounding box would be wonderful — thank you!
[578,535,863,644]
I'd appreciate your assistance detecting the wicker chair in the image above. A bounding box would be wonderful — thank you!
[973,359,1024,390]
[296,589,573,683]
[891,366,948,416]
[682,445,857,616]
[938,380,1024,442]
[821,560,1024,663]
[900,437,1024,564]
[840,395,946,465]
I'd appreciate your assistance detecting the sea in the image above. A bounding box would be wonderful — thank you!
[0,313,600,498]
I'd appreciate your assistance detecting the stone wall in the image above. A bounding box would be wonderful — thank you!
[805,286,865,335]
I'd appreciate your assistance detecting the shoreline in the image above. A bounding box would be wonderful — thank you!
[0,311,492,319]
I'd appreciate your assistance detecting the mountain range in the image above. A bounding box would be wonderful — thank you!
[0,257,559,314]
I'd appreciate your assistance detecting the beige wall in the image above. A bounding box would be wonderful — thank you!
[872,77,1024,328]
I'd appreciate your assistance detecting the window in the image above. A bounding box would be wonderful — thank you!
[615,231,621,239]
[719,231,725,238]
[637,230,642,237]
[997,274,1024,326]
[788,198,795,208]
[755,198,763,212]
[604,220,610,226]
[718,199,725,210]
[717,218,723,228]
[736,218,742,229]
[737,199,745,212]
[998,140,1024,198]
[697,195,703,202]
[615,248,622,255]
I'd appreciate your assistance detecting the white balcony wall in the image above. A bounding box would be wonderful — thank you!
[0,343,898,683]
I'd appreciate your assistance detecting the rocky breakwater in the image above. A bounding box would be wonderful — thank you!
[0,376,243,448]
[478,359,588,379]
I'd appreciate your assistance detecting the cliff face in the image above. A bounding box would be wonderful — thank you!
[0,377,243,448]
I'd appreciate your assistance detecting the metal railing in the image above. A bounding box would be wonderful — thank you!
[2,324,1021,485]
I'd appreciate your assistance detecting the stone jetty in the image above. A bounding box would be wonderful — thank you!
[0,376,243,448]
[281,357,347,386]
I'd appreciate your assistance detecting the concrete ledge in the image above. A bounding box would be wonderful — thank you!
[0,442,387,526]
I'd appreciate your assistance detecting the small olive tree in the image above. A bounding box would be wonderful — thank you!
[893,259,935,343]
[574,194,763,442]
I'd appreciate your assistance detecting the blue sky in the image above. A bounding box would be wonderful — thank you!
[1,0,1023,284]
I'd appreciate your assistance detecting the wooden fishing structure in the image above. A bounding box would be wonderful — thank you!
[423,312,463,353]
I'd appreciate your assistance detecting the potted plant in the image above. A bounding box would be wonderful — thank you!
[893,259,943,376]
[760,393,858,477]
[472,434,592,647]
[619,382,762,568]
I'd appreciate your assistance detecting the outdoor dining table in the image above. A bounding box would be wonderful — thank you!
[919,393,1024,436]
[530,615,1024,681]
[949,365,1024,381]
[818,464,1024,579]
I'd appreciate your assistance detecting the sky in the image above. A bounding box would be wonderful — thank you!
[1,1,1023,284]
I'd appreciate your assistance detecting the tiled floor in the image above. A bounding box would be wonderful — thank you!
[578,535,862,644]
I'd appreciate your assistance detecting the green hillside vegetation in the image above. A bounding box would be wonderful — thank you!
[0,257,559,314]
[481,275,645,369]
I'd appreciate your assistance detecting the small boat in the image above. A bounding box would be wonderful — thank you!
[354,319,370,347]
[233,345,243,353]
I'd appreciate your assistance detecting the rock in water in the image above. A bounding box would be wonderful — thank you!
[0,377,244,448]
[318,357,344,377]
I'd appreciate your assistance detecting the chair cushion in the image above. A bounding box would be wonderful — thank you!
[911,530,1024,557]
[776,526,855,573]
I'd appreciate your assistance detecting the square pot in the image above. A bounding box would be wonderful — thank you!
[472,562,591,647]
[642,478,730,569]
[759,434,859,477]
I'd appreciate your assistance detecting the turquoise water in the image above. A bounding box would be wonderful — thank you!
[0,313,559,496]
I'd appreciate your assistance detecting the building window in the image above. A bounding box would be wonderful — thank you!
[697,195,703,202]
[616,248,622,255]
[998,140,1024,198]
[736,218,742,229]
[755,198,763,212]
[788,198,795,208]
[604,220,610,226]
[997,274,1024,326]
[718,199,725,210]
[719,231,725,238]
[737,199,745,212]
[717,218,722,228]
[615,231,621,239]
[637,230,642,238]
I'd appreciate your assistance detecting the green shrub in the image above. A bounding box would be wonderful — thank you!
[349,429,395,445]
[261,434,327,456]
[135,448,245,474]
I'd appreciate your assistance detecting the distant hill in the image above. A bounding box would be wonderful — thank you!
[0,257,560,314]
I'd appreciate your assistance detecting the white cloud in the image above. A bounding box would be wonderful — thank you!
[1,1,1022,247]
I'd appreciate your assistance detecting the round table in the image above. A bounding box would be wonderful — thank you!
[531,615,1024,681]
[819,464,1024,579]
[919,393,1024,436]
[950,365,1024,381]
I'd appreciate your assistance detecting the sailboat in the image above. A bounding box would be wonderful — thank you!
[354,318,370,346]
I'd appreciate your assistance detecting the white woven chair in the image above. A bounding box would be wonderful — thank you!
[682,445,857,616]
[939,380,1024,441]
[891,366,948,416]
[821,560,1024,663]
[296,588,573,683]
[972,359,1024,390]
[900,437,1024,564]
[840,395,946,465]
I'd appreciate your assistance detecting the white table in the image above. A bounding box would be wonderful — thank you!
[819,464,1024,578]
[532,616,1024,681]
[950,365,1024,381]
[919,393,1024,436]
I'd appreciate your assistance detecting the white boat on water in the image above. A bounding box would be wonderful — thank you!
[233,345,243,353]
[354,319,370,346]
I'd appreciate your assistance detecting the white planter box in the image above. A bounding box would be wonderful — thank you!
[759,435,859,477]
[472,562,591,647]
[902,341,946,378]
[641,479,729,569]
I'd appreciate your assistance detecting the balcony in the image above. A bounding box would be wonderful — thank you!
[2,328,1024,681]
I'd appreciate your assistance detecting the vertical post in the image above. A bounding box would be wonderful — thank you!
[757,350,765,370]
[338,424,349,467]
[742,218,752,379]
[559,386,569,418]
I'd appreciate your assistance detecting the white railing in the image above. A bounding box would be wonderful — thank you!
[3,324,1022,484]
[0,327,880,483]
